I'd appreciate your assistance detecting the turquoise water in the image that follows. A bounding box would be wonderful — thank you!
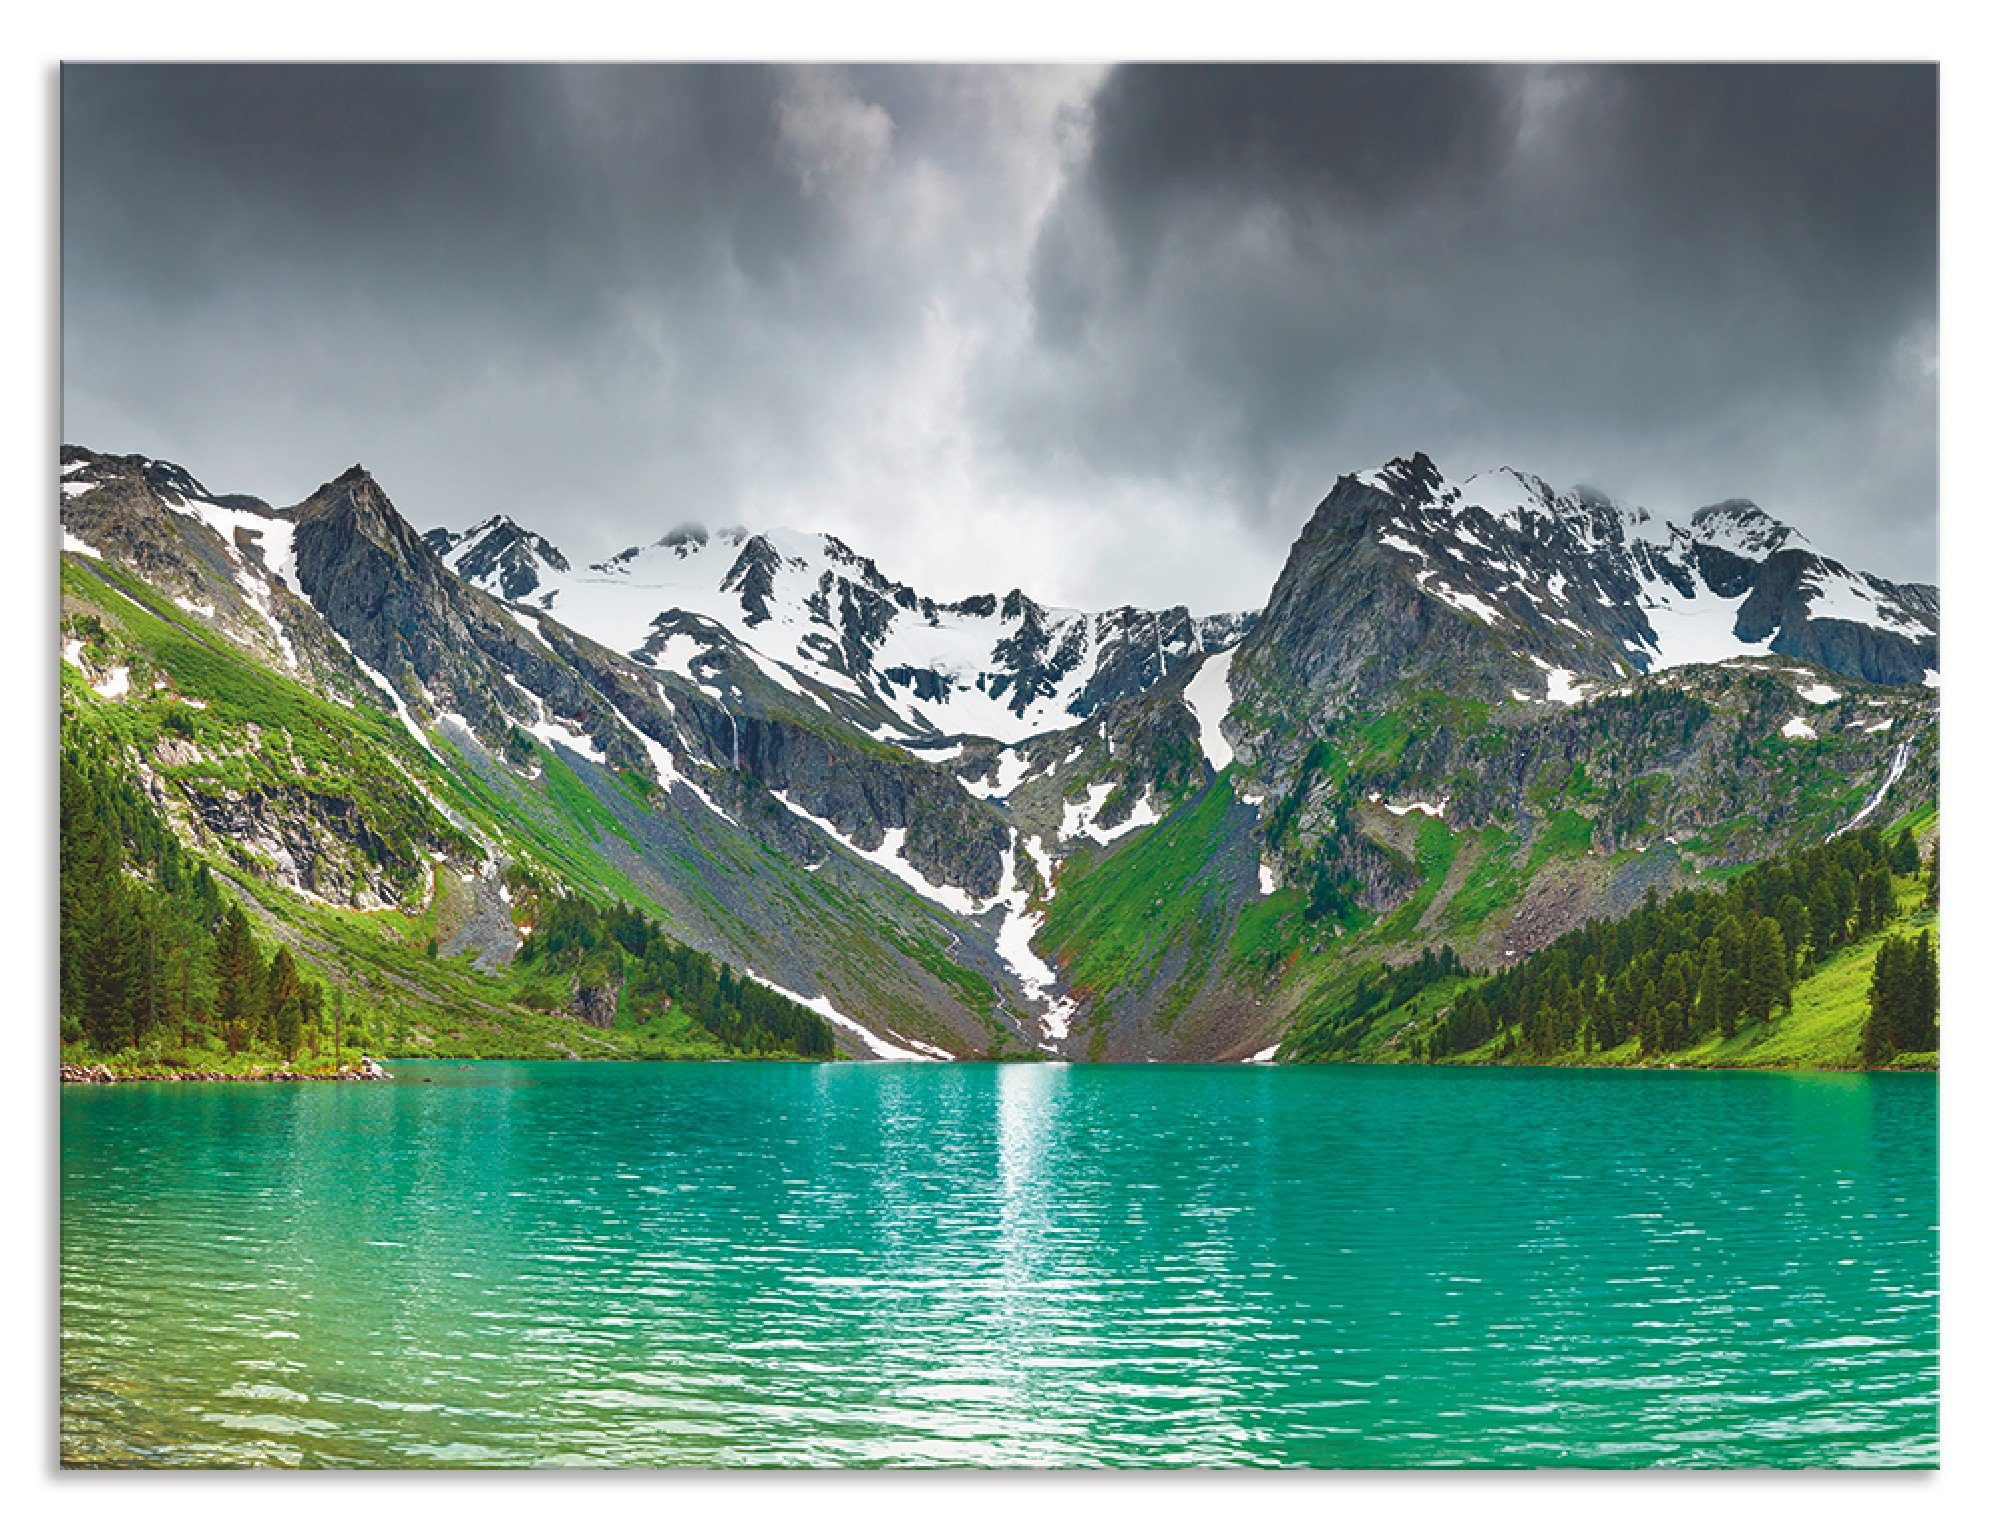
[61,1062,1937,1468]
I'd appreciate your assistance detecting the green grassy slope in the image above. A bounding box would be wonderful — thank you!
[59,553,829,1070]
[1049,668,1942,1067]
[1301,857,1938,1072]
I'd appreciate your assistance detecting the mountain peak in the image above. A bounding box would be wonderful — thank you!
[1366,452,1451,507]
[1689,498,1809,559]
[430,513,573,600]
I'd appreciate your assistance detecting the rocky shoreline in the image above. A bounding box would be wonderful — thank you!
[61,1058,390,1084]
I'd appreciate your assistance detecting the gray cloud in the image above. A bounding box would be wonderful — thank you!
[61,63,1937,614]
[996,64,1937,586]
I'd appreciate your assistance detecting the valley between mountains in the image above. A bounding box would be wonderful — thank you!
[59,447,1940,1070]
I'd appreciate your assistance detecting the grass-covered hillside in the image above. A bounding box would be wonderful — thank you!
[60,555,841,1076]
[1031,651,1937,1065]
[1279,811,1939,1071]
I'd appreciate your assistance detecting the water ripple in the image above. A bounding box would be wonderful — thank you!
[61,1062,1938,1468]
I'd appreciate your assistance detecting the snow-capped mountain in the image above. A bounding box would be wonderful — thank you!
[1213,450,1939,824]
[425,517,1254,745]
[1352,454,1935,687]
[60,440,1941,1064]
[421,515,570,601]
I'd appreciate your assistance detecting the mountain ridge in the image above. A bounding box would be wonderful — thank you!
[426,512,1257,746]
[60,440,1941,1064]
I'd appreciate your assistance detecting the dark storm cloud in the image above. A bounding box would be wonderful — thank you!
[1058,65,1521,300]
[998,63,1938,588]
[61,63,1937,613]
[64,65,937,540]
[65,66,845,498]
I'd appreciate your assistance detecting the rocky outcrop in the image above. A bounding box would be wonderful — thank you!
[571,980,620,1029]
[421,516,570,601]
[290,468,656,774]
[174,781,441,907]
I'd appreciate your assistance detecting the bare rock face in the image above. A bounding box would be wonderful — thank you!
[179,782,427,908]
[571,980,620,1029]
[422,516,570,601]
[289,468,656,773]
[1233,457,1936,776]
[1731,547,1937,685]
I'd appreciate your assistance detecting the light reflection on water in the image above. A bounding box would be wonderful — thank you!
[60,1062,1938,1468]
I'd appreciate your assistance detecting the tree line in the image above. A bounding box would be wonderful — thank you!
[60,743,348,1061]
[518,895,837,1058]
[1425,825,1936,1063]
[1863,930,1939,1066]
[1285,945,1465,1059]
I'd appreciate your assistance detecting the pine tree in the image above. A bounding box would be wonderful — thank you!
[129,891,165,1051]
[1716,961,1742,1039]
[1857,867,1895,935]
[1863,936,1908,1067]
[214,905,262,1053]
[266,948,303,1059]
[1698,948,1726,1038]
[1658,960,1689,1052]
[1777,895,1811,965]
[1744,918,1790,1025]
[166,903,214,1049]
[60,755,124,1037]
[1902,931,1940,1054]
[1831,873,1857,946]
[1808,881,1842,958]
[1891,827,1922,875]
[82,882,142,1055]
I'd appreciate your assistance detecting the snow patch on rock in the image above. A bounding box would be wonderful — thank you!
[1383,797,1449,818]
[978,747,1037,799]
[520,714,606,764]
[335,635,434,756]
[1529,655,1584,704]
[743,968,945,1061]
[1059,781,1159,844]
[991,831,1076,1043]
[1183,646,1238,770]
[773,791,987,916]
[164,492,301,669]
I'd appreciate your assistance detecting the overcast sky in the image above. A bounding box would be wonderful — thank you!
[62,63,1938,612]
